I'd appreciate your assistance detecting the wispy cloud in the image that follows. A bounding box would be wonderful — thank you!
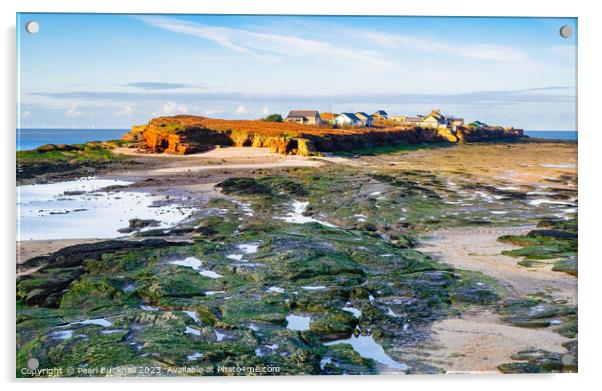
[135,16,394,69]
[546,45,577,57]
[155,101,189,116]
[116,105,133,116]
[65,102,84,117]
[32,86,574,106]
[358,30,536,65]
[125,82,197,90]
[235,105,249,115]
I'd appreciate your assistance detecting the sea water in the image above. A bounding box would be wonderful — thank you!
[17,128,127,151]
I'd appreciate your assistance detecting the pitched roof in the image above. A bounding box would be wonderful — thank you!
[425,110,446,121]
[339,112,361,122]
[374,110,388,116]
[355,112,372,120]
[287,110,319,118]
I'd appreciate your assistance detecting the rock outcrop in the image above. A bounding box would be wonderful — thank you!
[122,115,524,156]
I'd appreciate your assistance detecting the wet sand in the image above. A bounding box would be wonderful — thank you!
[415,225,577,372]
[411,309,570,373]
[417,226,577,304]
[114,146,323,176]
[17,238,101,263]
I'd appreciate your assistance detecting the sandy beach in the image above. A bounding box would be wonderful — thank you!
[410,309,570,373]
[415,225,577,372]
[417,226,577,304]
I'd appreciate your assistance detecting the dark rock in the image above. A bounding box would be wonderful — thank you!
[118,218,161,233]
[527,229,577,239]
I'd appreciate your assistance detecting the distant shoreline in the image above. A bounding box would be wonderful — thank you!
[524,130,577,141]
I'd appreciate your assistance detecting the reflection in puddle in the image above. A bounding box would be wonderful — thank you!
[239,244,259,254]
[342,307,362,318]
[215,330,226,341]
[286,314,311,331]
[48,330,73,340]
[325,334,407,371]
[185,326,201,336]
[171,257,223,279]
[69,318,112,327]
[18,177,193,240]
[301,285,327,291]
[184,311,199,323]
[187,352,203,361]
[278,200,336,227]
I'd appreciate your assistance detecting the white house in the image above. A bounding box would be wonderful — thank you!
[335,113,363,127]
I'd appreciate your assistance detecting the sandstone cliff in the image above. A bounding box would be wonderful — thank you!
[122,115,524,156]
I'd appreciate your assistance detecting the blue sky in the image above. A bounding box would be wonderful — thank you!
[17,13,577,130]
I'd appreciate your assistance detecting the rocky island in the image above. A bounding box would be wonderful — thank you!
[121,115,524,156]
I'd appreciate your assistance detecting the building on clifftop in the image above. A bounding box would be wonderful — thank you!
[373,110,388,119]
[354,112,373,127]
[335,112,363,127]
[285,110,321,125]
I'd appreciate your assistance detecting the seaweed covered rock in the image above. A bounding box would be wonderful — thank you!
[498,343,577,373]
[17,239,187,307]
[498,218,577,276]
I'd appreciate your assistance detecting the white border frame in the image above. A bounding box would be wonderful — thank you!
[2,1,600,390]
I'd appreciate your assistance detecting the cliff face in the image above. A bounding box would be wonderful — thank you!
[456,126,524,142]
[122,115,524,156]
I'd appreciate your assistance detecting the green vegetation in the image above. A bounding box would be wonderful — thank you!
[263,114,283,122]
[17,185,506,377]
[498,340,577,373]
[17,142,122,162]
[498,218,577,276]
[17,141,138,183]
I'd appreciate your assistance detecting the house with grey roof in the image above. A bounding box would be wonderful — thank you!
[403,115,424,124]
[285,110,321,125]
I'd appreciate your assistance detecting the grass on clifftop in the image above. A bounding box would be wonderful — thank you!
[17,141,126,163]
[16,140,137,183]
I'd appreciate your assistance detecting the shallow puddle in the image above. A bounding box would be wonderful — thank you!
[239,243,259,254]
[325,334,407,371]
[70,318,112,327]
[342,307,362,318]
[48,330,74,340]
[286,314,311,331]
[187,352,203,361]
[301,285,327,291]
[185,326,201,336]
[171,257,223,279]
[18,177,193,240]
[183,311,199,323]
[278,200,336,227]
